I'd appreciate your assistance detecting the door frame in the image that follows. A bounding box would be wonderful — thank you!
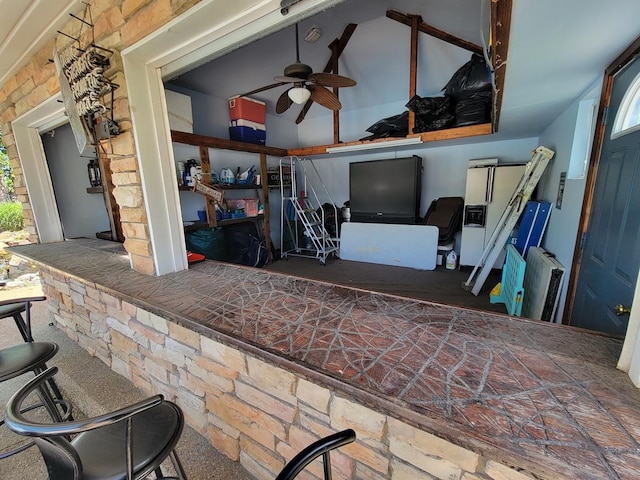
[12,94,67,243]
[564,36,640,376]
[120,0,344,275]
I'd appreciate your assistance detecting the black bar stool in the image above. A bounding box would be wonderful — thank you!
[0,295,46,342]
[0,296,72,458]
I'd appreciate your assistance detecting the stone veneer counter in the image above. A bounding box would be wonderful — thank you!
[10,239,640,479]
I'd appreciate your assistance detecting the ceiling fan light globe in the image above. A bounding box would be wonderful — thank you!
[288,87,311,104]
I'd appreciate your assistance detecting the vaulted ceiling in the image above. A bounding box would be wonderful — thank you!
[165,0,640,139]
[2,0,640,140]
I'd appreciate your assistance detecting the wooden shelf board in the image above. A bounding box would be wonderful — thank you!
[171,131,287,157]
[216,214,264,227]
[180,183,259,191]
[286,123,493,157]
[172,123,493,160]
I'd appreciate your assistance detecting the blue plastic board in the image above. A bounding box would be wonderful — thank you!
[490,244,526,316]
[515,201,552,258]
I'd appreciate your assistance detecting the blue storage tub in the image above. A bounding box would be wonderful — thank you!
[229,119,266,145]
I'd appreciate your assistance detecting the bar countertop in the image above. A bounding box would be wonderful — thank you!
[9,239,640,480]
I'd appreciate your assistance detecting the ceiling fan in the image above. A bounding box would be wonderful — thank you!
[243,24,356,117]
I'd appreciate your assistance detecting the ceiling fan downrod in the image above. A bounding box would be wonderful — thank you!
[283,23,312,78]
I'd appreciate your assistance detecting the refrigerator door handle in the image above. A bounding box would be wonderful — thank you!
[486,167,495,203]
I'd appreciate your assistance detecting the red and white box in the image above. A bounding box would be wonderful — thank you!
[228,96,266,124]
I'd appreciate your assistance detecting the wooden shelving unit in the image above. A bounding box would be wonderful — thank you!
[171,123,493,255]
[171,131,282,253]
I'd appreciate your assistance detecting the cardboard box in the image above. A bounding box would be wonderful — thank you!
[228,96,266,123]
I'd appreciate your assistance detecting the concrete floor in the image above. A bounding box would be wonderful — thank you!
[0,297,255,480]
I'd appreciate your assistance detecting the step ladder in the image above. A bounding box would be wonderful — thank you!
[463,146,555,296]
[280,156,339,265]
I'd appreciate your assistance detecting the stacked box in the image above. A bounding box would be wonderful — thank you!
[229,96,266,145]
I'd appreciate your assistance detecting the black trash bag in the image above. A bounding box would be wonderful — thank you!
[360,111,408,140]
[454,91,492,127]
[185,227,227,260]
[443,53,491,101]
[406,95,455,133]
[224,222,269,268]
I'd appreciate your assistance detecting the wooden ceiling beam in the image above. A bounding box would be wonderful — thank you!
[491,0,512,132]
[386,10,483,55]
[295,23,357,129]
[408,14,421,134]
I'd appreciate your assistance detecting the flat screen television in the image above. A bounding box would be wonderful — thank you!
[349,155,423,224]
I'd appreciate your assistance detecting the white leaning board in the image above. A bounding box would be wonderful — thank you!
[340,223,438,270]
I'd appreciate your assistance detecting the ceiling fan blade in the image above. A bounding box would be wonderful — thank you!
[295,107,309,125]
[276,89,294,114]
[310,84,342,111]
[239,82,287,97]
[308,72,356,88]
[274,75,307,83]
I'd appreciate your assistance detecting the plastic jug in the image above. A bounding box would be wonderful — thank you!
[445,250,458,270]
[220,168,235,184]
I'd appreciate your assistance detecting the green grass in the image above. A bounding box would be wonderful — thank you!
[0,202,23,232]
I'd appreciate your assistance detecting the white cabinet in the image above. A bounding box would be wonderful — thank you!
[166,90,193,133]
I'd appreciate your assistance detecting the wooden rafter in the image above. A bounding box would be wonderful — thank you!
[491,0,512,131]
[386,10,484,55]
[408,14,421,134]
[96,143,124,242]
[295,23,357,134]
[388,5,513,134]
[388,9,486,135]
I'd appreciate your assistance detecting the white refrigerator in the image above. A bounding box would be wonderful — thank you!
[460,159,526,268]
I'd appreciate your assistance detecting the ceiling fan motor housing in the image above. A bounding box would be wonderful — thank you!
[284,62,313,79]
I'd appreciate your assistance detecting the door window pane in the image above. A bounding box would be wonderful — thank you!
[612,71,640,139]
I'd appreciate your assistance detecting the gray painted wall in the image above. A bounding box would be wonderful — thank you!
[41,123,110,239]
[537,80,601,322]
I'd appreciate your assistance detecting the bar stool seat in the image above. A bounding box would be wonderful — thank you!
[0,302,26,318]
[0,295,46,342]
[0,342,59,381]
[0,295,73,458]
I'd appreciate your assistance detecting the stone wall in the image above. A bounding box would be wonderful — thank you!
[40,266,538,480]
[0,0,201,274]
